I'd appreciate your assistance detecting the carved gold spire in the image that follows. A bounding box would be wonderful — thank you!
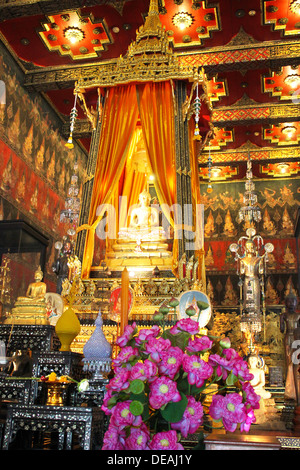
[75,0,204,90]
[128,0,169,57]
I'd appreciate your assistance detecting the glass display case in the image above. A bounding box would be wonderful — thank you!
[0,220,49,314]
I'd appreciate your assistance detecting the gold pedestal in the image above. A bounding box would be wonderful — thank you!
[106,241,173,272]
[4,301,49,325]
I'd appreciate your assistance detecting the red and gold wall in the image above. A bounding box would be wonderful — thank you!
[0,41,87,300]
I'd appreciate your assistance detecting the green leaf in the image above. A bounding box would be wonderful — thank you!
[129,400,144,416]
[177,376,189,394]
[160,392,188,423]
[226,372,238,386]
[129,379,145,395]
[162,329,190,350]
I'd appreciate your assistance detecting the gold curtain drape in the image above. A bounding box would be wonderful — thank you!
[137,81,178,271]
[80,81,178,279]
[118,127,147,230]
[80,84,139,278]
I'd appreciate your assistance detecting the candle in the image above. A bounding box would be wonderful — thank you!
[120,267,129,336]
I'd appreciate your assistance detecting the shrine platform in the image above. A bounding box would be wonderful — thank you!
[204,429,300,450]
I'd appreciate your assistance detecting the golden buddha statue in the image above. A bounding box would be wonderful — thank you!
[108,189,172,271]
[4,266,49,325]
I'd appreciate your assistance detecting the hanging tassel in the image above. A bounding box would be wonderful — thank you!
[207,139,213,193]
[65,92,78,149]
[65,134,73,149]
[193,82,202,141]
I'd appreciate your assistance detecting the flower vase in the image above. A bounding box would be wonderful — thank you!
[55,306,81,352]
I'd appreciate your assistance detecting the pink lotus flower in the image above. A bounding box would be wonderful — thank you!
[240,407,256,432]
[182,354,213,388]
[125,424,150,450]
[106,369,130,391]
[135,325,160,346]
[186,335,213,353]
[113,346,139,370]
[116,322,137,348]
[102,424,126,450]
[209,349,254,382]
[210,393,247,432]
[242,381,261,409]
[169,318,199,335]
[158,346,183,379]
[129,359,158,382]
[149,376,181,409]
[231,358,254,382]
[110,401,143,429]
[208,353,231,380]
[101,389,115,415]
[171,396,204,437]
[144,336,171,363]
[149,430,184,450]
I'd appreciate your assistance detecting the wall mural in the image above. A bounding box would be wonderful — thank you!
[0,40,87,298]
[201,179,300,306]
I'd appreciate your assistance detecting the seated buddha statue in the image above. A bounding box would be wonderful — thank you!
[118,189,165,241]
[17,266,47,303]
[4,266,49,325]
[113,189,171,261]
[248,354,271,400]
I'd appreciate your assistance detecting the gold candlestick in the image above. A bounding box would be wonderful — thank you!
[120,267,129,336]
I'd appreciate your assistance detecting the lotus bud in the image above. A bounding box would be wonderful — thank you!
[196,300,209,311]
[169,297,179,308]
[220,337,231,349]
[185,305,197,317]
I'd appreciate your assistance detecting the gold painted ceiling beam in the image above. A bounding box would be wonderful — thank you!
[0,0,129,22]
[23,39,300,92]
[198,145,300,165]
[212,101,300,126]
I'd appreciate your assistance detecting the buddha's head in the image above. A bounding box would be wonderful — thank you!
[245,239,256,255]
[34,266,43,282]
[139,189,151,206]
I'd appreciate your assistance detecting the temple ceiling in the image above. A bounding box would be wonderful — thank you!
[0,0,300,182]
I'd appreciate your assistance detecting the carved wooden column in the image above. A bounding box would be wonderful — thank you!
[174,80,194,262]
[75,106,102,262]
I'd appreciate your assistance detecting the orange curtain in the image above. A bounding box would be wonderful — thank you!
[137,81,178,270]
[80,84,139,278]
[118,127,147,230]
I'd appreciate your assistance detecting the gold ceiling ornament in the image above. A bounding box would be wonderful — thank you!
[276,162,290,174]
[290,0,300,14]
[283,73,300,88]
[63,26,85,44]
[281,124,297,136]
[172,11,195,30]
[75,0,206,91]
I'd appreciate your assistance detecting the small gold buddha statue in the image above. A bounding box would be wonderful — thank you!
[4,266,49,325]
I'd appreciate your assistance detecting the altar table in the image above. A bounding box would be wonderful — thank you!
[2,403,104,450]
[204,433,281,450]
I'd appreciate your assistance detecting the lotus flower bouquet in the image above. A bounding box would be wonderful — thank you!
[101,303,260,450]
